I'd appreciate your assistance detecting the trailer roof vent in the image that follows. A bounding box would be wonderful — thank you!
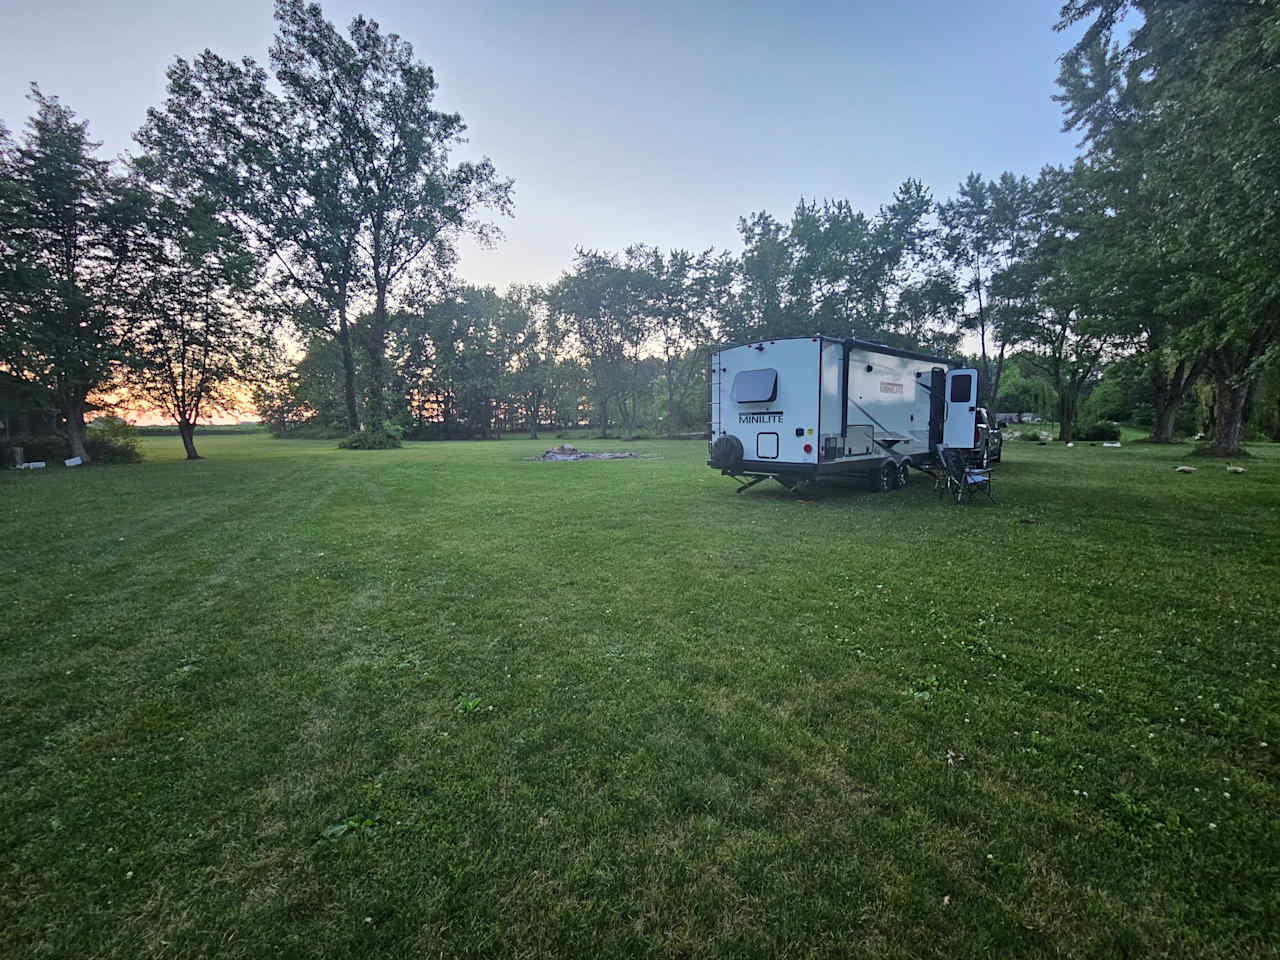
[731,368,778,403]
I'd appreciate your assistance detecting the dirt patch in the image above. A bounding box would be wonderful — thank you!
[524,443,636,462]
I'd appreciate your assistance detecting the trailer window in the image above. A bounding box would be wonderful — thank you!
[731,368,778,403]
[949,373,973,403]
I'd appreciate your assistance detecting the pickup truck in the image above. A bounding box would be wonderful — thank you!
[974,407,1002,466]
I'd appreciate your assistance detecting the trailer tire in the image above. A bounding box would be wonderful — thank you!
[871,460,894,493]
[894,460,910,489]
[709,435,744,472]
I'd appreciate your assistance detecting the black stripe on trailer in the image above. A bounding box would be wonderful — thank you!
[815,337,821,461]
[840,340,850,439]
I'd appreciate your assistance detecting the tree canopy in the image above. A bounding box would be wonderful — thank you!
[3,0,1276,458]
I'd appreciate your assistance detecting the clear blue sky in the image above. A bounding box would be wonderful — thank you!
[1,0,1090,291]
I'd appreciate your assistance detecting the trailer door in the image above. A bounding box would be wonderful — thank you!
[943,368,978,448]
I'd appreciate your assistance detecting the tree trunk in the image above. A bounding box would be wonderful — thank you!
[988,342,1007,412]
[1211,365,1248,457]
[178,420,201,460]
[336,306,360,433]
[366,283,389,434]
[622,397,634,441]
[1145,355,1205,443]
[598,394,609,439]
[665,353,677,438]
[974,274,991,404]
[64,398,90,464]
[1149,402,1179,444]
[1055,379,1078,442]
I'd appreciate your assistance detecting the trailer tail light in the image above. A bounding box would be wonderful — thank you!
[803,443,813,454]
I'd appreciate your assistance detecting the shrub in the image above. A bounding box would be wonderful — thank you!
[1079,421,1121,442]
[1019,428,1042,442]
[6,434,69,462]
[86,417,142,464]
[0,421,142,465]
[337,430,403,450]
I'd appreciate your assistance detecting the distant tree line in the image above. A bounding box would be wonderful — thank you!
[2,0,1277,459]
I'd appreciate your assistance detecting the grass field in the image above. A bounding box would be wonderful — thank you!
[2,434,1277,958]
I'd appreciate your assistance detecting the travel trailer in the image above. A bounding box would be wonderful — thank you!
[707,336,981,492]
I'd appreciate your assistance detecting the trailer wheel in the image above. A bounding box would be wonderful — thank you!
[872,460,894,493]
[894,460,910,489]
[709,435,744,472]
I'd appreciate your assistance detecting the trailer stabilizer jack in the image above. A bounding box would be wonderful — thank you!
[734,475,768,494]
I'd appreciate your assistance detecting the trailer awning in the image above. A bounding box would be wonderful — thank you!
[731,368,778,403]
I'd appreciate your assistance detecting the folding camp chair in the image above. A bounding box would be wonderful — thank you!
[960,466,996,504]
[934,444,995,504]
[933,444,964,502]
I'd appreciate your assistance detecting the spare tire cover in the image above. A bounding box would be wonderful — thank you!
[710,434,745,471]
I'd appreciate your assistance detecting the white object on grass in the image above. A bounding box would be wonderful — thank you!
[64,456,82,467]
[1226,463,1246,474]
[1102,442,1121,448]
[1066,442,1074,447]
[22,461,47,469]
[1174,465,1195,473]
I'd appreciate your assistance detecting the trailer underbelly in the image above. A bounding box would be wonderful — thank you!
[711,456,913,482]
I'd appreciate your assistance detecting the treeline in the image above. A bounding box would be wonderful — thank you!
[253,0,1280,454]
[0,0,509,462]
[3,0,1278,461]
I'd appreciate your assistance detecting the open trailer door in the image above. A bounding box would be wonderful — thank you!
[943,368,979,449]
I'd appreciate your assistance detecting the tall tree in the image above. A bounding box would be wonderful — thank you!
[1056,0,1280,455]
[733,211,796,342]
[547,250,652,440]
[995,164,1119,441]
[271,0,513,435]
[939,172,1038,407]
[0,89,143,462]
[500,284,555,438]
[124,179,269,459]
[788,180,938,344]
[626,245,720,436]
[138,46,366,433]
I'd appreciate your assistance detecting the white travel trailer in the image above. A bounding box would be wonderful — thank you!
[707,336,980,492]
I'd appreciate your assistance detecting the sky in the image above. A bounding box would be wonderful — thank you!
[0,0,1092,294]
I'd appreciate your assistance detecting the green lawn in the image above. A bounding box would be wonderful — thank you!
[2,435,1277,958]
